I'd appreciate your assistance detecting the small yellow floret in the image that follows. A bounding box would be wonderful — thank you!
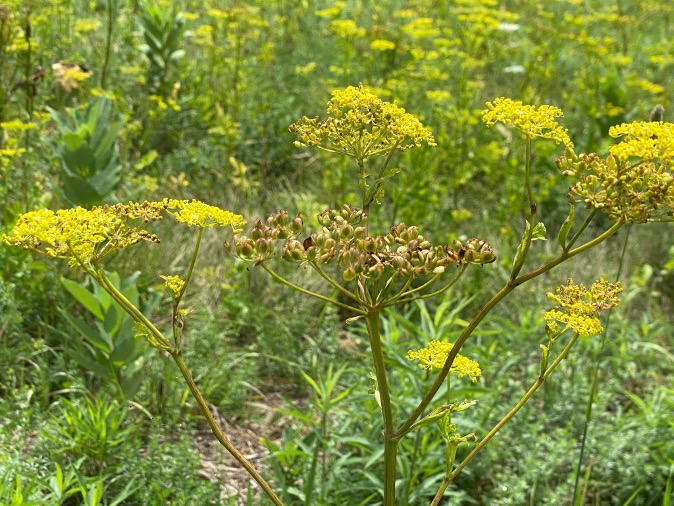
[160,274,185,298]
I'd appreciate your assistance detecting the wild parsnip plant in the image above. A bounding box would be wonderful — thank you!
[4,86,673,505]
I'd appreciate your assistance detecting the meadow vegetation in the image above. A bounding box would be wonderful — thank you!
[1,0,673,505]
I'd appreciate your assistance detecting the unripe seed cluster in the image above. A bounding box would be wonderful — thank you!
[557,148,674,223]
[234,205,496,282]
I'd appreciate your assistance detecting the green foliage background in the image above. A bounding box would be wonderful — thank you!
[0,0,672,504]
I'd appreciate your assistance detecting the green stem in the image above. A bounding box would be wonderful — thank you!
[389,265,468,307]
[366,311,397,506]
[432,331,581,504]
[75,261,283,505]
[515,218,625,285]
[260,262,365,315]
[387,273,442,303]
[171,350,284,506]
[91,263,172,350]
[176,227,202,305]
[397,281,515,437]
[572,224,631,503]
[565,209,597,251]
[384,438,398,506]
[524,137,534,209]
[510,137,536,282]
[310,261,363,304]
[100,0,115,88]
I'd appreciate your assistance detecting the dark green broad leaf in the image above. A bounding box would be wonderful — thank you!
[62,175,103,207]
[109,334,138,366]
[65,348,114,381]
[61,278,104,320]
[58,309,112,354]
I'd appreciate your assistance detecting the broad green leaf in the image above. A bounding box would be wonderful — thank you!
[109,336,137,366]
[61,278,104,320]
[59,309,112,353]
[121,375,144,400]
[103,302,123,336]
[62,176,103,207]
[65,349,114,381]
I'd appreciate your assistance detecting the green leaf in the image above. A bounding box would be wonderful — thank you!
[61,278,104,320]
[437,412,455,440]
[557,203,576,250]
[512,220,531,271]
[109,336,137,366]
[135,150,158,170]
[47,106,73,133]
[532,221,547,241]
[58,309,112,354]
[103,302,123,337]
[405,405,453,434]
[62,175,103,207]
[66,349,114,381]
[62,131,86,153]
[300,371,321,397]
[121,276,140,307]
[276,406,318,427]
[121,375,144,400]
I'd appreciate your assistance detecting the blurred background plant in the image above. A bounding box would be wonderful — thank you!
[47,96,123,207]
[0,0,672,504]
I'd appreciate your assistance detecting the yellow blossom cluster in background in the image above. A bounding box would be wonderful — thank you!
[407,340,482,382]
[483,97,573,147]
[544,278,622,336]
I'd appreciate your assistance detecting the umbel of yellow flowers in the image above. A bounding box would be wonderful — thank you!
[544,278,623,337]
[483,97,574,147]
[3,199,246,269]
[289,84,436,160]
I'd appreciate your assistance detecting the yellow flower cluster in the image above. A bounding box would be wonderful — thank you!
[160,275,185,298]
[544,278,622,336]
[370,39,396,51]
[289,85,436,161]
[3,199,245,268]
[3,203,166,267]
[171,200,246,230]
[483,97,573,147]
[608,121,674,163]
[406,340,482,382]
